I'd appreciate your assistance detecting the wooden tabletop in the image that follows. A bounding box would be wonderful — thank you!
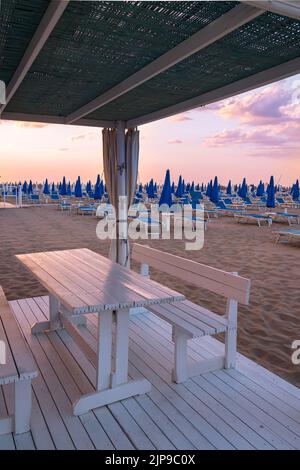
[16,248,185,314]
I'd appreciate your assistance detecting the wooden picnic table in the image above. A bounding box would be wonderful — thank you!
[16,248,185,415]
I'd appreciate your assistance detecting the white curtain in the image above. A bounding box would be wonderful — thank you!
[102,127,139,266]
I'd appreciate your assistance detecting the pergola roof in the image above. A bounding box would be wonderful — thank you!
[1,0,300,128]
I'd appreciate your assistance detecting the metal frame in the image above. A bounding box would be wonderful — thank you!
[65,4,262,124]
[0,112,114,128]
[0,0,69,115]
[242,1,300,20]
[127,56,300,127]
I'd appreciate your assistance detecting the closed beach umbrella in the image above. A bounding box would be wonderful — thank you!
[211,176,219,204]
[171,181,175,194]
[226,180,232,195]
[266,176,275,208]
[240,178,248,200]
[175,175,183,198]
[43,178,50,195]
[22,181,28,193]
[67,182,72,196]
[206,180,212,198]
[51,182,56,193]
[147,178,154,198]
[292,179,299,200]
[159,169,172,207]
[27,180,33,194]
[75,176,82,198]
[94,178,102,200]
[60,176,67,196]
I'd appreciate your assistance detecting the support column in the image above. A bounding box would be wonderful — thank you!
[116,120,127,266]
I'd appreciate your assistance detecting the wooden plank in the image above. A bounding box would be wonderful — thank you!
[67,248,185,304]
[66,249,185,307]
[132,244,250,304]
[0,318,19,383]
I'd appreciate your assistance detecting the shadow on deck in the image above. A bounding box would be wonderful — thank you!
[1,296,300,450]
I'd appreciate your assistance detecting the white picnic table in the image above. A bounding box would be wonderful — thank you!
[16,248,185,415]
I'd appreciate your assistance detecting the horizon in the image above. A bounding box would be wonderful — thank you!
[1,74,300,186]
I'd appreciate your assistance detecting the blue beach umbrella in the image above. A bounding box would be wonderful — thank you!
[75,176,82,198]
[67,182,72,196]
[206,180,212,198]
[171,182,175,194]
[147,179,155,198]
[27,180,33,194]
[22,181,28,193]
[43,179,50,195]
[292,179,299,200]
[239,178,248,200]
[210,177,219,204]
[266,176,275,208]
[175,175,183,198]
[60,176,67,196]
[159,170,172,207]
[51,182,56,193]
[226,180,232,195]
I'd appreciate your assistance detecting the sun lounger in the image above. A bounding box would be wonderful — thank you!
[266,212,300,225]
[29,194,40,203]
[60,200,72,212]
[132,217,161,234]
[217,200,245,216]
[77,205,97,216]
[273,228,300,244]
[235,213,272,227]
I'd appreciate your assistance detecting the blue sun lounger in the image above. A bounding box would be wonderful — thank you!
[273,228,300,244]
[235,213,272,227]
[267,212,300,225]
[217,200,245,216]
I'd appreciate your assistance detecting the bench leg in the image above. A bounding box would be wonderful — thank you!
[49,294,61,330]
[225,297,238,369]
[172,327,190,383]
[14,379,32,434]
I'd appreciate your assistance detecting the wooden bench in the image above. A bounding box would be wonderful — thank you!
[0,287,38,434]
[132,244,251,383]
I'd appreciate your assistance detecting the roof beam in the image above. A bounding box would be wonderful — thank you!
[0,112,114,128]
[242,1,300,20]
[66,3,263,124]
[0,0,69,114]
[127,56,300,127]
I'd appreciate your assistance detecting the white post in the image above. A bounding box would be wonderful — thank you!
[116,120,127,266]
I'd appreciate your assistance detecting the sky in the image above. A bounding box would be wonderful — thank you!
[1,74,300,186]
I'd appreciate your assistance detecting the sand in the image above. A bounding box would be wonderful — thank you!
[0,204,300,387]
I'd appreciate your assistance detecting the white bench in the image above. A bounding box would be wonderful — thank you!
[0,287,38,434]
[132,244,251,383]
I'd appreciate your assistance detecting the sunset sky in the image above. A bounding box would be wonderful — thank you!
[1,74,300,186]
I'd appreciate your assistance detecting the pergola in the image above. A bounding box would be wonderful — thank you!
[1,0,300,262]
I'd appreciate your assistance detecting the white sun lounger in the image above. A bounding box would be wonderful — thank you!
[273,228,300,244]
[235,213,272,227]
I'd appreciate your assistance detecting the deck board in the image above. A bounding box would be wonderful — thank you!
[0,295,299,450]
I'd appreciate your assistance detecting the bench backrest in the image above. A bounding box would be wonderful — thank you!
[132,244,250,305]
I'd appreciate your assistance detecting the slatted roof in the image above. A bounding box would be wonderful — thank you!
[0,0,300,128]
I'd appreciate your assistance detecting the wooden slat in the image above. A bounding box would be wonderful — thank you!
[132,243,251,304]
[0,287,37,380]
[0,318,18,384]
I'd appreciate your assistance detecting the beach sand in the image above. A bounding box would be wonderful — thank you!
[0,204,300,387]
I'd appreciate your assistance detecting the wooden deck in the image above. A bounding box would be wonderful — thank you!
[1,295,300,450]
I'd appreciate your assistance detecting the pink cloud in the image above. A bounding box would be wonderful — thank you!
[205,83,300,126]
[168,139,183,144]
[169,114,193,122]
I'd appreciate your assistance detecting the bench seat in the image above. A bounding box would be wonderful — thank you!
[132,243,251,383]
[0,287,37,435]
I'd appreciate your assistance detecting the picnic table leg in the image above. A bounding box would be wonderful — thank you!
[111,308,129,387]
[96,310,113,391]
[31,294,62,334]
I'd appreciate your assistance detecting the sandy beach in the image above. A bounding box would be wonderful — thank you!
[0,204,300,387]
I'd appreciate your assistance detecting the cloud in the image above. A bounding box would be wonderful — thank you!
[203,121,300,150]
[70,130,97,142]
[13,121,47,128]
[204,82,300,126]
[169,114,193,122]
[168,139,183,144]
[59,147,69,151]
